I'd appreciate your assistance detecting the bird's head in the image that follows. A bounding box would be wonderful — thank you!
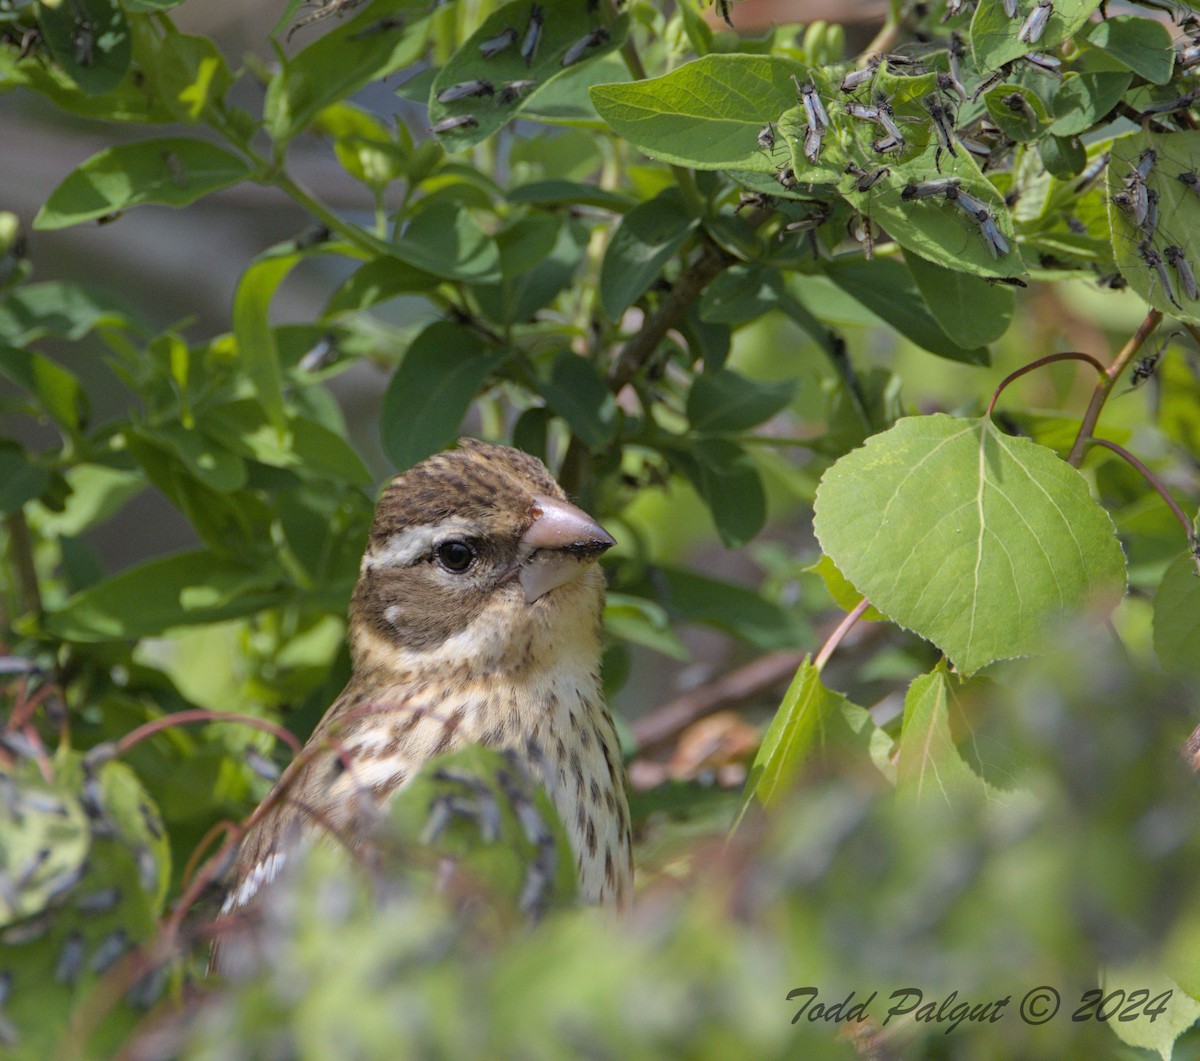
[349,439,615,673]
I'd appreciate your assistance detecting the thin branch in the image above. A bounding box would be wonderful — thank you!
[631,648,808,754]
[180,819,239,894]
[116,709,303,758]
[1067,309,1162,467]
[608,239,734,389]
[814,599,871,671]
[631,613,888,754]
[1084,437,1197,545]
[986,351,1107,418]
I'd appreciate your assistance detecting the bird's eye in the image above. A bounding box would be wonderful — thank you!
[435,540,475,573]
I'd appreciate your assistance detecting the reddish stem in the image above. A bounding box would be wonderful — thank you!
[180,819,239,892]
[1085,437,1197,546]
[1067,310,1163,467]
[814,599,871,671]
[986,351,1107,418]
[115,709,303,758]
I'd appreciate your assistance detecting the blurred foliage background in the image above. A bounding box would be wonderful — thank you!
[1,0,1200,1057]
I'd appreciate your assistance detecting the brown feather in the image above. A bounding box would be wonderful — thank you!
[211,441,631,970]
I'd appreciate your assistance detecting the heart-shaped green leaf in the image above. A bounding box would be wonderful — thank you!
[814,414,1127,675]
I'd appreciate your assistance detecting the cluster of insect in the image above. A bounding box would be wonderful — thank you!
[431,6,611,136]
[1113,147,1200,309]
[0,0,97,67]
[941,0,1053,36]
[757,55,1016,264]
[0,736,168,1020]
[746,0,1200,285]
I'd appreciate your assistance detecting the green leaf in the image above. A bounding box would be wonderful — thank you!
[0,41,172,123]
[1,754,170,1058]
[44,550,287,641]
[129,424,247,494]
[812,414,1128,675]
[131,23,233,123]
[687,368,796,433]
[315,103,407,188]
[506,180,635,212]
[290,417,374,488]
[680,304,731,372]
[644,565,809,650]
[429,2,628,152]
[380,321,509,470]
[1085,15,1176,84]
[1101,964,1200,1061]
[1039,134,1087,178]
[970,0,1102,70]
[201,401,373,487]
[491,214,561,276]
[603,594,690,661]
[124,433,263,553]
[390,202,502,283]
[1152,552,1200,675]
[983,83,1049,142]
[905,252,1013,349]
[0,442,51,514]
[0,761,90,927]
[666,438,766,548]
[1048,71,1132,137]
[896,665,990,802]
[699,264,782,324]
[0,343,86,432]
[325,257,439,314]
[37,0,130,96]
[232,253,300,438]
[0,282,132,344]
[31,463,144,537]
[265,5,432,145]
[737,660,869,817]
[34,138,252,230]
[538,352,617,449]
[590,54,803,173]
[599,191,696,319]
[837,141,1026,282]
[520,53,629,124]
[473,218,587,325]
[1108,129,1200,325]
[807,555,886,621]
[824,257,991,365]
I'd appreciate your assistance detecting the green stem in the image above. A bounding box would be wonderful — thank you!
[269,167,381,255]
[207,102,382,257]
[1067,309,1162,467]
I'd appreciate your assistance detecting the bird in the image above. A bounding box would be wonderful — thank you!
[214,439,632,959]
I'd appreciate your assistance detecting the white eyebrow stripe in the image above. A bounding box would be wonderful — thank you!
[362,518,482,570]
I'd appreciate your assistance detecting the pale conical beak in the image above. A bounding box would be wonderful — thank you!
[518,494,615,603]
